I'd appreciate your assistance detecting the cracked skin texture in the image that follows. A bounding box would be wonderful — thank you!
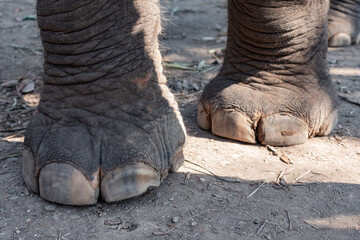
[22,0,359,205]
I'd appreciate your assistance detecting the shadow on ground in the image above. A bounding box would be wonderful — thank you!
[0,155,359,239]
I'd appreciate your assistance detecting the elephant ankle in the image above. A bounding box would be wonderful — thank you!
[223,0,330,86]
[38,0,164,86]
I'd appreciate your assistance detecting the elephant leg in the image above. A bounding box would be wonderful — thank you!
[328,0,360,47]
[198,0,338,146]
[22,0,186,205]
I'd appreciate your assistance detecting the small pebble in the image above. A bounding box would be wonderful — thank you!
[8,196,19,200]
[44,204,56,212]
[16,230,21,234]
[156,192,161,199]
[8,189,16,194]
[191,221,197,226]
[253,219,260,224]
[52,215,59,221]
[191,82,200,91]
[172,216,180,223]
[21,82,35,94]
[199,178,206,183]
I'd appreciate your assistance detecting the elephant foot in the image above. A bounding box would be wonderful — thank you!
[23,0,186,205]
[198,77,338,146]
[198,0,338,147]
[328,33,360,47]
[328,0,360,47]
[23,88,186,205]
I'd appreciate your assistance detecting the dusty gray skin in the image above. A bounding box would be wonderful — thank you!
[328,0,360,46]
[23,0,186,205]
[198,0,338,146]
[23,0,358,205]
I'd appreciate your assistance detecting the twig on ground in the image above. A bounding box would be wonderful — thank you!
[152,231,168,236]
[303,220,320,230]
[0,127,25,133]
[163,62,197,71]
[57,231,62,240]
[5,98,17,112]
[184,159,243,183]
[276,169,286,182]
[126,206,134,213]
[292,182,317,187]
[0,153,22,161]
[9,44,42,52]
[0,107,36,115]
[291,170,311,184]
[257,219,268,235]
[338,95,360,106]
[267,221,286,232]
[247,182,267,199]
[285,210,292,230]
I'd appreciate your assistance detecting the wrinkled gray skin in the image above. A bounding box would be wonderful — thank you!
[22,0,360,205]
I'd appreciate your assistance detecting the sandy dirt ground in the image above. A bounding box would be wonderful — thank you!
[0,0,360,239]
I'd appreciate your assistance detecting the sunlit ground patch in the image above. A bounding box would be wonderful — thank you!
[305,215,360,230]
[330,67,360,77]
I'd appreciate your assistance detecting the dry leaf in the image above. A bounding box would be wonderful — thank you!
[280,154,294,164]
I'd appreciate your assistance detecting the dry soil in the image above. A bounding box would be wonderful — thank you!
[0,0,359,239]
